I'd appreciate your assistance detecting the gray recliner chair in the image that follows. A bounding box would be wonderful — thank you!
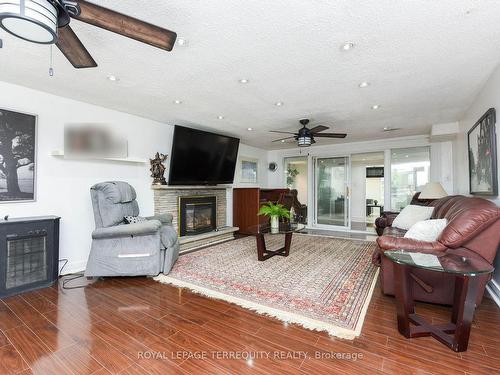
[85,181,179,277]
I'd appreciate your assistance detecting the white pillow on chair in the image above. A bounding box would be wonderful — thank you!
[404,219,448,242]
[391,205,434,230]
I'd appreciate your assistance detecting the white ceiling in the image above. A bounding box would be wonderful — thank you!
[1,0,500,150]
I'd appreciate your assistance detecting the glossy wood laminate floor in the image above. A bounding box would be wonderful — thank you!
[0,276,499,375]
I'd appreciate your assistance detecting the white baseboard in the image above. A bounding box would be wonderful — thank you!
[486,280,500,308]
[351,216,367,223]
[59,259,87,275]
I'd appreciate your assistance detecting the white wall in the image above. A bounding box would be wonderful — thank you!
[454,64,500,204]
[226,143,269,226]
[0,81,267,274]
[452,63,500,303]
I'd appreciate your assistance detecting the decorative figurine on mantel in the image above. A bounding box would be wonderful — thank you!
[150,152,168,185]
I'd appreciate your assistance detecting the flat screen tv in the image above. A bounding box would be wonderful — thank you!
[168,125,240,185]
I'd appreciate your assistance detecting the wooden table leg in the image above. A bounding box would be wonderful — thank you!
[451,275,480,352]
[393,263,415,338]
[283,232,292,256]
[255,232,293,261]
[256,233,267,261]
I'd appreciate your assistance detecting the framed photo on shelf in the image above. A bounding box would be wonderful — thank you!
[0,108,37,203]
[468,108,498,196]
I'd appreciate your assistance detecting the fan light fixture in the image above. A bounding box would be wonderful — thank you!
[297,127,312,147]
[0,0,58,44]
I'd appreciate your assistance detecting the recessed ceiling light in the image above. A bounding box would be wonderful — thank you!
[274,101,284,107]
[107,74,118,81]
[383,126,401,132]
[281,140,285,143]
[372,104,380,110]
[217,115,225,120]
[341,42,355,51]
[239,78,249,84]
[173,99,183,104]
[359,81,370,88]
[247,127,253,131]
[176,37,188,46]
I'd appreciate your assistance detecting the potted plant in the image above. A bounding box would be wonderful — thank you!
[258,202,291,233]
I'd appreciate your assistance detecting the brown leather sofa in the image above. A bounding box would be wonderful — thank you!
[374,192,434,235]
[372,195,500,305]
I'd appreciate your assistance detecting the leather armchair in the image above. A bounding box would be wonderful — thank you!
[278,189,307,224]
[85,181,179,277]
[372,195,500,305]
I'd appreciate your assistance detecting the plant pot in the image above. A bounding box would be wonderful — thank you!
[270,216,279,234]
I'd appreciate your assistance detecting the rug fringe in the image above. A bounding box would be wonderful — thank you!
[154,273,377,340]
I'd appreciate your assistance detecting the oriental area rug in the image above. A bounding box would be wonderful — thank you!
[155,234,378,339]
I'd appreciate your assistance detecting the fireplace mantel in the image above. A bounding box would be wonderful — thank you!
[152,185,231,190]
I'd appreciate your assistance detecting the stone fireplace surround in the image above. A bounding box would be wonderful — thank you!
[152,185,238,253]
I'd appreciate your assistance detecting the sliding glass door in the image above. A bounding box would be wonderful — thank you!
[390,147,430,211]
[315,157,349,228]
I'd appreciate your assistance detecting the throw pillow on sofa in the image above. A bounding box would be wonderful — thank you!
[124,216,147,224]
[404,218,447,242]
[391,205,434,230]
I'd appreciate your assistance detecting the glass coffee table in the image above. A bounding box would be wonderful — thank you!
[248,222,305,261]
[384,250,494,352]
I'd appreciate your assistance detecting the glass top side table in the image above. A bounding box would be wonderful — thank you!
[384,250,494,352]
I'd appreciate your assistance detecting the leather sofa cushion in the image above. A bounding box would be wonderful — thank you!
[430,196,500,248]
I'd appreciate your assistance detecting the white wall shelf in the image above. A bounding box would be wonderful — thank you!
[49,150,147,164]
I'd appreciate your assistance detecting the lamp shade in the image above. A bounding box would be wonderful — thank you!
[419,182,448,199]
[0,0,58,44]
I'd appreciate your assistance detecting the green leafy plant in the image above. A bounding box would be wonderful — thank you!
[258,202,291,219]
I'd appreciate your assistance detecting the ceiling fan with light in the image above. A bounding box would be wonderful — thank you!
[0,0,177,68]
[270,119,347,147]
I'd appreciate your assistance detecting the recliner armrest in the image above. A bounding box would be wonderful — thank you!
[146,213,173,225]
[376,236,447,253]
[92,220,162,239]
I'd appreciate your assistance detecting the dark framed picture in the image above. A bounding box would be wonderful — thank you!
[0,108,37,203]
[468,108,497,196]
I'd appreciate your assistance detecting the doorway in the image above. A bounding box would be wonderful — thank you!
[315,156,350,229]
[284,156,308,222]
[350,152,385,232]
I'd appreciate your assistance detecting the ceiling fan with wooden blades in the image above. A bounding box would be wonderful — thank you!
[271,119,347,147]
[0,0,177,68]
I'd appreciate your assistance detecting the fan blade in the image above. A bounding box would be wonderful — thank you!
[74,0,177,51]
[313,133,347,138]
[269,130,297,135]
[56,25,97,68]
[272,136,295,143]
[309,125,329,134]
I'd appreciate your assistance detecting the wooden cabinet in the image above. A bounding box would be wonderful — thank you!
[233,188,289,234]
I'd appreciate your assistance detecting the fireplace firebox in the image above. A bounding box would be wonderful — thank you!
[0,216,60,298]
[178,196,217,236]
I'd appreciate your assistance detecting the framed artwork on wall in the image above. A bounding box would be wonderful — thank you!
[0,108,37,203]
[240,158,258,183]
[468,108,498,196]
